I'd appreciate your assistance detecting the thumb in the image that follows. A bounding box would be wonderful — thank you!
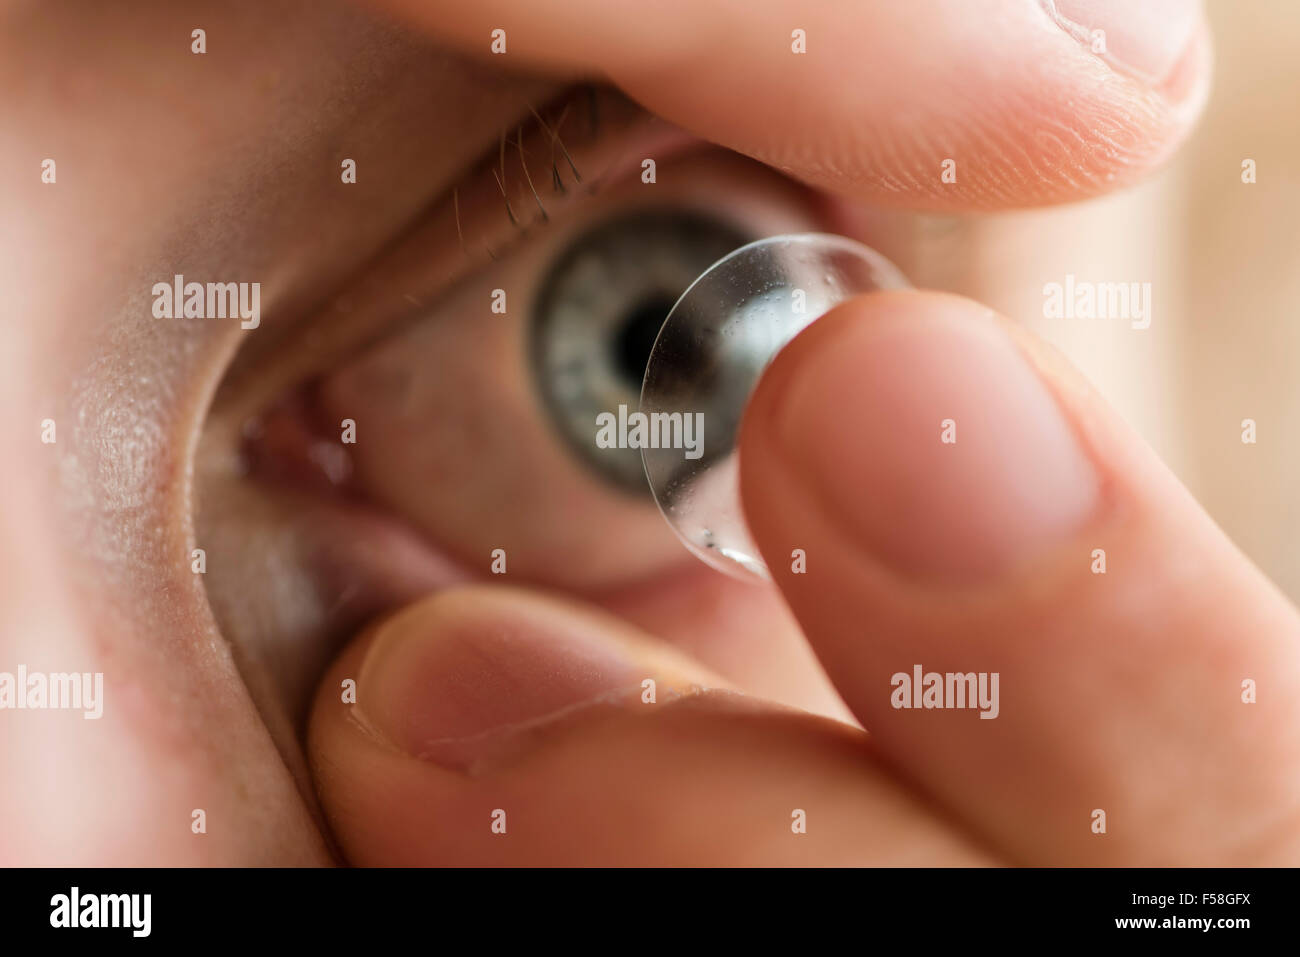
[739,289,1300,864]
[304,584,989,865]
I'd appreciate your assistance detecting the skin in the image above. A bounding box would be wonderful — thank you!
[5,0,1297,866]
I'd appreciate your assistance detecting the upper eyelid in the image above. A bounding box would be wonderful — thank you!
[377,89,694,349]
[210,87,692,426]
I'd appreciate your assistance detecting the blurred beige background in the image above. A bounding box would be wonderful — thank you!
[899,0,1300,600]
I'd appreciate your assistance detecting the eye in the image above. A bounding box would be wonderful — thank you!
[192,93,850,730]
[529,209,752,492]
[229,146,825,591]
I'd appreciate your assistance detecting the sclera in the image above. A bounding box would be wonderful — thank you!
[639,233,910,579]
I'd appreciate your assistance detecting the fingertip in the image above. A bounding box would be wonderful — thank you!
[371,0,1212,210]
[741,289,1101,583]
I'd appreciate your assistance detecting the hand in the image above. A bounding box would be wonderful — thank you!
[9,0,1263,867]
[307,289,1300,865]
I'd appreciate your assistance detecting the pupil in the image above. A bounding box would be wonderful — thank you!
[614,294,677,384]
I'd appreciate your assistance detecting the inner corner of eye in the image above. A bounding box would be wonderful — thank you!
[527,208,753,495]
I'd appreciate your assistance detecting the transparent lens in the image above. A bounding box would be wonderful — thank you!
[639,233,909,579]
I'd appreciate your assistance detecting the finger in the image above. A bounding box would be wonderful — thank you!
[739,289,1300,865]
[307,585,990,865]
[372,0,1211,210]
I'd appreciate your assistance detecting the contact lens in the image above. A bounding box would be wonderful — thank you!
[639,233,910,579]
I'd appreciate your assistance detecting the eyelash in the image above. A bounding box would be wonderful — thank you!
[456,83,607,259]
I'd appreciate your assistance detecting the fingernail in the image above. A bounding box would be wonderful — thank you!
[764,292,1100,581]
[1042,0,1202,86]
[355,588,648,770]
